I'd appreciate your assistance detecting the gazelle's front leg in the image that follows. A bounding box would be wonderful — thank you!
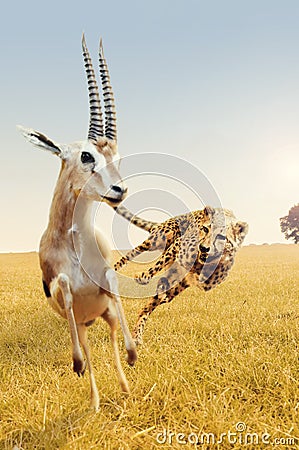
[52,274,85,376]
[102,304,130,393]
[105,269,137,366]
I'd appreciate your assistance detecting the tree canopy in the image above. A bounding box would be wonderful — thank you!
[280,204,299,244]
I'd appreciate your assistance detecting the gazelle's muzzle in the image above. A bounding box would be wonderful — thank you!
[102,184,128,205]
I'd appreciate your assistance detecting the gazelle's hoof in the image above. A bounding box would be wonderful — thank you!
[126,348,137,366]
[89,399,100,412]
[73,358,86,377]
[120,380,130,394]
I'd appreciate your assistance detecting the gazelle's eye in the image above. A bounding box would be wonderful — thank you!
[81,152,95,164]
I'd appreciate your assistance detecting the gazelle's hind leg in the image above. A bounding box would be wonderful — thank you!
[102,304,130,393]
[53,274,85,376]
[77,324,100,411]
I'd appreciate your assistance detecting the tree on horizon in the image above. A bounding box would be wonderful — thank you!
[280,204,299,244]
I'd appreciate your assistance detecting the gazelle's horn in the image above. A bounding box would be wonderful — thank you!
[99,38,117,142]
[82,34,104,141]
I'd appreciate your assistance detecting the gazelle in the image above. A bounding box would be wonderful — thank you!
[18,35,137,411]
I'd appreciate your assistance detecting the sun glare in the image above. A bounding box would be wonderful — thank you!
[271,146,299,184]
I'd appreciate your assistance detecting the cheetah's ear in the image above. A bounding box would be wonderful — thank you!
[203,206,215,218]
[236,221,249,239]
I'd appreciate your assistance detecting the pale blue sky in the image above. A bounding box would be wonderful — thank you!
[1,0,299,251]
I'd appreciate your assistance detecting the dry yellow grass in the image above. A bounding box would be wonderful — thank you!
[0,245,299,449]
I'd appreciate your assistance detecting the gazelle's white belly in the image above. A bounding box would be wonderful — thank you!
[72,291,111,324]
[48,287,111,325]
[69,255,112,323]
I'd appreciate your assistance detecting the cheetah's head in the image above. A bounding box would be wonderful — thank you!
[200,207,248,262]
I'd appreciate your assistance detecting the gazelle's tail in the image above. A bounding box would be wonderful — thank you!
[113,205,158,232]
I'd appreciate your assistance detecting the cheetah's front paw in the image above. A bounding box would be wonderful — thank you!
[135,273,151,285]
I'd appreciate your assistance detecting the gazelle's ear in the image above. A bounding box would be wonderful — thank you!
[17,125,61,155]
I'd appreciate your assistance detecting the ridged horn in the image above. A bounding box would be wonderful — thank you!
[82,34,104,141]
[99,38,117,142]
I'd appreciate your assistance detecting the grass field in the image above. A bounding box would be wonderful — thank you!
[0,245,299,449]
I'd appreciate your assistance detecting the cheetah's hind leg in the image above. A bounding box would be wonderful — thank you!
[132,274,190,345]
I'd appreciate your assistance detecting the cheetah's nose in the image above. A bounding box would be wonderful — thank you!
[199,245,210,253]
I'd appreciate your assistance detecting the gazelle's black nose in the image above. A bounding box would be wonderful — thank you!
[110,185,128,196]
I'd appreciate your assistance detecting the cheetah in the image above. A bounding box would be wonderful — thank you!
[114,206,248,345]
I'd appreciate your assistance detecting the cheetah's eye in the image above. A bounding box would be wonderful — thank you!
[203,226,209,233]
[81,152,95,164]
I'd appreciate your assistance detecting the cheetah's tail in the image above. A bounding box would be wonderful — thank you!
[113,205,158,232]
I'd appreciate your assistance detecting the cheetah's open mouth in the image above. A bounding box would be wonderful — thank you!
[200,253,208,263]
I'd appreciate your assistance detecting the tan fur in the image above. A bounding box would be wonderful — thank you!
[18,36,138,410]
[19,126,137,411]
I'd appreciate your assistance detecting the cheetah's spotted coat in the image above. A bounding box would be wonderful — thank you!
[115,206,248,345]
